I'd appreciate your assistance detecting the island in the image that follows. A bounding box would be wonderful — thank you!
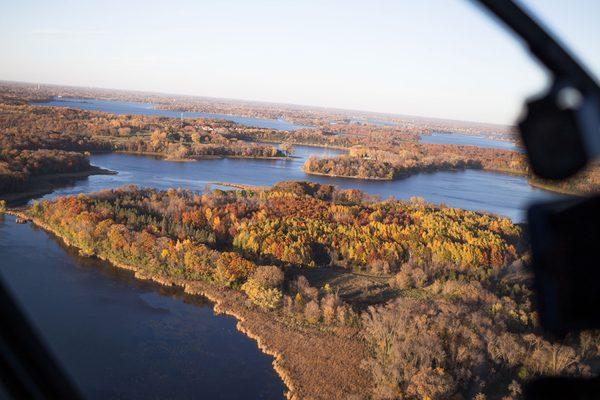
[303,144,599,195]
[4,181,596,399]
[1,82,599,399]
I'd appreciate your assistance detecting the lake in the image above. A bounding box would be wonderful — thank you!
[0,214,285,399]
[1,97,559,398]
[36,98,555,222]
[40,146,553,223]
[36,97,305,131]
[420,132,521,151]
[3,149,551,396]
[35,97,546,220]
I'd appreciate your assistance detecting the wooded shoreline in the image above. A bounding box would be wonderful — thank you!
[5,210,371,400]
[0,166,115,205]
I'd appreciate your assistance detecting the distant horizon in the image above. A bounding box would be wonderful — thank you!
[2,1,598,126]
[3,79,516,130]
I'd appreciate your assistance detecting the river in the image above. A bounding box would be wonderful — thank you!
[0,98,558,398]
[0,214,285,399]
[420,132,521,151]
[36,97,552,221]
[37,97,305,131]
[43,146,553,223]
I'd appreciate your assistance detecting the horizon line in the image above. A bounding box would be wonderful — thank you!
[1,79,516,130]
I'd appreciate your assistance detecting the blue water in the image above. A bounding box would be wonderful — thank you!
[33,146,554,223]
[0,98,560,398]
[0,214,285,399]
[29,97,556,221]
[420,132,521,151]
[36,97,305,131]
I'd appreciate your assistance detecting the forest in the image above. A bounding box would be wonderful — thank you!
[0,103,286,159]
[0,149,93,194]
[305,144,600,194]
[0,99,425,158]
[304,153,481,180]
[9,85,597,198]
[0,101,289,194]
[25,182,600,399]
[303,144,525,180]
[2,83,599,398]
[0,94,461,196]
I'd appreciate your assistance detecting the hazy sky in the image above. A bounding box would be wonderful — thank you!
[1,0,598,124]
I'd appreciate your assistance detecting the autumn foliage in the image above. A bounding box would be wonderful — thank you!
[304,143,527,181]
[26,181,599,399]
[304,143,599,194]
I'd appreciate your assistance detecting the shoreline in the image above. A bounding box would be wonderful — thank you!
[303,166,478,181]
[528,179,585,196]
[7,210,371,400]
[256,139,349,152]
[305,166,583,196]
[0,166,116,205]
[303,169,393,181]
[113,150,291,162]
[208,182,268,191]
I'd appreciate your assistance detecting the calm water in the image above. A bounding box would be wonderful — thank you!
[35,145,554,222]
[2,98,559,398]
[0,214,285,399]
[36,98,305,131]
[420,132,520,151]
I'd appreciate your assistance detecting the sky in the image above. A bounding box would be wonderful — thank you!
[0,0,598,125]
